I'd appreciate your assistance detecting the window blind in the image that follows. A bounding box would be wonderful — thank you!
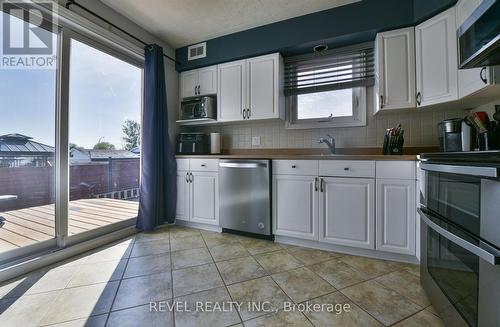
[284,42,375,96]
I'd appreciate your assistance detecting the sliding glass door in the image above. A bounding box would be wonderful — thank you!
[67,36,142,240]
[0,9,59,259]
[0,6,143,263]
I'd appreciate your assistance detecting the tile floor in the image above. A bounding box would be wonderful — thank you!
[0,225,444,327]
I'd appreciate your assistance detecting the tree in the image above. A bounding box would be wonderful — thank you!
[122,119,141,151]
[69,143,85,151]
[93,142,116,150]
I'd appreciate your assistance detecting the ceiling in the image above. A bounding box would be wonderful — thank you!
[100,0,360,48]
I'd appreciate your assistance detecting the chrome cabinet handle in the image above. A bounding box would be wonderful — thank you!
[189,172,193,183]
[320,178,325,193]
[480,67,487,84]
[419,208,500,265]
[314,177,318,192]
[416,92,422,106]
[344,167,350,171]
[380,95,384,108]
[242,109,247,119]
[248,108,251,119]
[185,172,189,183]
[291,165,296,168]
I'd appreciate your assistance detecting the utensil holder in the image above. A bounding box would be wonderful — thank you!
[383,135,404,155]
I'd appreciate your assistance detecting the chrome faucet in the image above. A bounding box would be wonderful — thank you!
[319,134,336,154]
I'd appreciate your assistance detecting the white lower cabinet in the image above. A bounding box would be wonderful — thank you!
[319,177,375,249]
[272,159,418,258]
[273,175,318,240]
[190,171,219,225]
[176,170,190,221]
[175,159,219,226]
[376,179,416,255]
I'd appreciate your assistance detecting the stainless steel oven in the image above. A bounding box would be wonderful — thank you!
[419,152,500,327]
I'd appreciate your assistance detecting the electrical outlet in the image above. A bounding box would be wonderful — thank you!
[252,136,261,146]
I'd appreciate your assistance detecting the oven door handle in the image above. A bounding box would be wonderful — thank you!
[418,208,500,265]
[420,163,499,178]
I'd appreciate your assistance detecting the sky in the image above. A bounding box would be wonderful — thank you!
[0,12,142,149]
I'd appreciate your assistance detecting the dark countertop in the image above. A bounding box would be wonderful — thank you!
[175,154,419,161]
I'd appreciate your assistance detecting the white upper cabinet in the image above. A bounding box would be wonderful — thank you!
[458,64,499,98]
[415,6,458,107]
[218,53,284,122]
[319,177,375,249]
[198,66,218,95]
[247,53,282,120]
[218,60,246,122]
[456,0,500,99]
[180,70,198,99]
[374,27,416,113]
[180,65,217,99]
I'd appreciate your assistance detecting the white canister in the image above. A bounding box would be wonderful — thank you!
[210,132,221,154]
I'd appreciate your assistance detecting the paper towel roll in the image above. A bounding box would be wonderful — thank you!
[210,132,221,154]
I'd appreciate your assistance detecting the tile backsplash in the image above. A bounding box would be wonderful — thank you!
[183,88,480,150]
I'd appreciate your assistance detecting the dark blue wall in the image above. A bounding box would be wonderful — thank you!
[175,0,456,71]
[414,0,457,23]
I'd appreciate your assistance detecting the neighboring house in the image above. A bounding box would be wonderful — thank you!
[0,134,55,167]
[69,148,91,164]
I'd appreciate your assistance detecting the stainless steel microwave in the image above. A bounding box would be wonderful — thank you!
[179,96,216,122]
[458,0,500,68]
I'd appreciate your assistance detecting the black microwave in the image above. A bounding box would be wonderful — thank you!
[458,0,500,68]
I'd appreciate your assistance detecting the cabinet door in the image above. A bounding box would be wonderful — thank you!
[320,178,375,249]
[458,66,490,98]
[190,171,219,225]
[376,179,416,255]
[415,7,458,107]
[247,54,279,120]
[374,27,416,112]
[176,171,190,221]
[218,60,246,122]
[198,65,217,95]
[180,70,198,99]
[273,175,318,240]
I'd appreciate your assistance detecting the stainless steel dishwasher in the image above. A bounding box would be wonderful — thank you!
[219,159,272,238]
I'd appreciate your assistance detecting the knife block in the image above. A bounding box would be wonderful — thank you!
[383,135,404,155]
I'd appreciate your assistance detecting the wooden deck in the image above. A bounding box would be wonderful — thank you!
[0,198,138,253]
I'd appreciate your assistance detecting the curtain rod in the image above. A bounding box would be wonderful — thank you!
[65,0,179,64]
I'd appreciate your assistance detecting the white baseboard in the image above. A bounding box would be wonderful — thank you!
[175,220,222,233]
[275,235,419,265]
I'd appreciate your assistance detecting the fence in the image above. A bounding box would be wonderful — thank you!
[0,158,140,211]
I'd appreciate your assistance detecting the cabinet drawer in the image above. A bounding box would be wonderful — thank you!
[376,161,416,179]
[190,159,219,172]
[177,159,189,171]
[319,160,375,178]
[272,160,318,176]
